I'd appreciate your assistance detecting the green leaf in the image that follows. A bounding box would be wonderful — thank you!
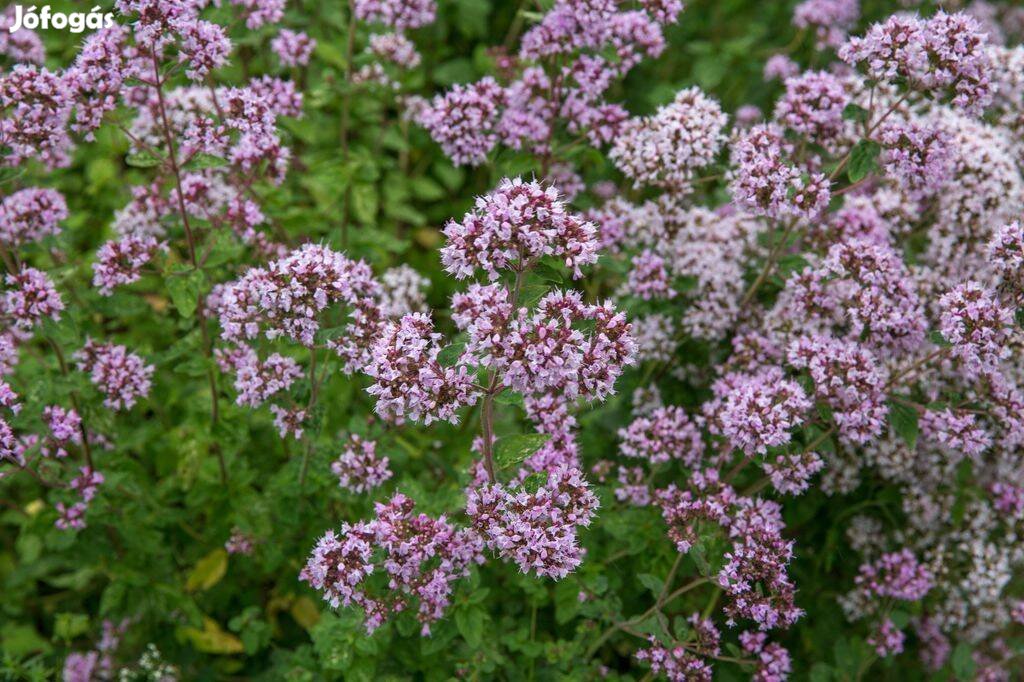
[53,613,89,642]
[493,433,551,468]
[204,231,243,268]
[175,355,210,377]
[452,0,490,37]
[889,610,910,629]
[125,150,163,168]
[1015,307,1024,328]
[410,176,445,201]
[809,663,834,682]
[493,391,524,407]
[166,269,205,318]
[637,573,663,595]
[887,400,920,449]
[350,183,378,224]
[951,642,975,680]
[847,140,881,183]
[437,341,466,367]
[842,103,869,123]
[183,153,228,171]
[186,548,228,592]
[455,607,485,649]
[928,330,952,347]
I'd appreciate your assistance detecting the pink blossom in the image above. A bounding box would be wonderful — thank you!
[466,467,598,579]
[0,188,67,248]
[331,434,392,493]
[92,235,166,296]
[441,178,598,280]
[73,340,154,411]
[272,29,316,68]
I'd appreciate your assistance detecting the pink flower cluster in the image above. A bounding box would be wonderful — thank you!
[92,235,167,296]
[839,11,994,114]
[440,178,599,280]
[465,466,598,579]
[215,345,302,407]
[938,282,1013,376]
[365,312,479,425]
[618,406,704,466]
[706,367,811,457]
[730,124,830,219]
[300,493,483,635]
[1,267,64,330]
[786,334,888,444]
[331,434,393,494]
[610,87,727,190]
[73,340,154,411]
[0,188,67,247]
[452,286,635,403]
[853,549,933,602]
[216,244,383,368]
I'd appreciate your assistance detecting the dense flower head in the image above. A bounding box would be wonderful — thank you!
[988,221,1024,305]
[786,334,888,443]
[225,528,255,555]
[938,281,1013,375]
[610,87,727,189]
[440,178,599,280]
[417,77,505,166]
[43,405,82,458]
[92,235,166,296]
[774,71,849,141]
[465,466,598,579]
[763,451,824,495]
[331,434,393,493]
[0,65,74,168]
[718,498,802,630]
[230,0,286,29]
[740,631,793,682]
[820,239,927,352]
[868,618,906,656]
[793,0,859,49]
[706,367,811,456]
[618,406,704,466]
[365,313,479,425]
[215,345,302,407]
[656,469,736,553]
[354,0,436,30]
[0,7,45,65]
[854,549,933,601]
[176,19,231,81]
[839,11,994,115]
[1,267,64,330]
[368,32,421,69]
[272,29,316,68]
[269,404,306,439]
[65,25,130,137]
[301,492,483,635]
[0,188,67,248]
[457,288,635,403]
[635,637,712,682]
[764,54,799,81]
[730,123,830,219]
[920,407,991,459]
[216,244,383,369]
[55,500,90,530]
[877,121,956,198]
[73,340,154,411]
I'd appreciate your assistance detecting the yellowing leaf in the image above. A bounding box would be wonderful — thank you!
[179,617,244,655]
[186,548,227,592]
[290,596,321,631]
